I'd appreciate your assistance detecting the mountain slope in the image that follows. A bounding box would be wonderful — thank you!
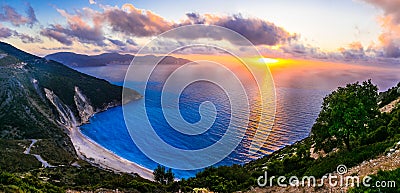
[378,82,400,108]
[45,52,133,67]
[0,42,141,170]
[45,52,192,67]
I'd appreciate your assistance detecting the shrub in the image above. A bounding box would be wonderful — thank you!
[349,168,400,193]
[362,126,389,145]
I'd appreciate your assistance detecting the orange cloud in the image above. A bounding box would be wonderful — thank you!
[104,4,173,37]
[377,15,400,57]
[348,42,364,51]
[363,0,400,24]
[41,8,105,46]
[41,3,297,49]
[362,0,400,58]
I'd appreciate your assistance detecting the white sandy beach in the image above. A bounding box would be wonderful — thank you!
[68,126,154,181]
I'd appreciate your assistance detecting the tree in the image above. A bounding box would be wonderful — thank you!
[153,165,175,185]
[165,168,175,184]
[312,80,379,151]
[388,117,400,136]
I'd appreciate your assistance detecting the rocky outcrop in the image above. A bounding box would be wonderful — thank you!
[31,78,45,101]
[43,87,153,180]
[74,87,94,124]
[379,96,400,113]
[45,87,97,128]
[45,85,129,129]
[387,141,400,157]
[44,88,77,129]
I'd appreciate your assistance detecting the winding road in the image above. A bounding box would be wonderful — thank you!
[24,139,56,168]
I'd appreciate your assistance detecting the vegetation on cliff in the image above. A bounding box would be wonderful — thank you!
[0,42,151,192]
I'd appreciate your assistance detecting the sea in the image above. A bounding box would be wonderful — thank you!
[76,63,399,179]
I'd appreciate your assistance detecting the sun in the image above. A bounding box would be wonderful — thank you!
[259,57,279,64]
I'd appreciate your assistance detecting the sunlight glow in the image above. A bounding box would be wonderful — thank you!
[259,57,279,64]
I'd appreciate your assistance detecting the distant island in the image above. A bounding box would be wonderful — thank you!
[45,52,192,67]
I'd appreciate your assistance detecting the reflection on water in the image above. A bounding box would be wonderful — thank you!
[122,60,276,170]
[79,63,323,178]
[77,62,399,178]
[80,85,327,178]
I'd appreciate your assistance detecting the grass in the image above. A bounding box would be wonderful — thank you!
[0,172,64,193]
[0,156,163,192]
[0,139,41,173]
[304,140,394,177]
[349,168,400,193]
[30,139,75,166]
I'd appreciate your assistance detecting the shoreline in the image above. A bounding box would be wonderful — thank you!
[68,125,154,181]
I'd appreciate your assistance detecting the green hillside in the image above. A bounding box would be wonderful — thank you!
[0,42,163,193]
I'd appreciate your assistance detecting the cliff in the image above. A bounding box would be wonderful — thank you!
[0,42,142,170]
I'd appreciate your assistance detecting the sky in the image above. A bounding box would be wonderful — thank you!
[0,0,400,67]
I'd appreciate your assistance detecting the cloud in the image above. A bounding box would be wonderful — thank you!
[0,4,37,27]
[126,39,137,46]
[102,4,173,37]
[41,8,105,46]
[382,39,400,58]
[25,3,38,26]
[89,0,96,5]
[69,5,294,47]
[363,0,400,24]
[362,0,400,58]
[338,42,367,60]
[0,26,14,38]
[42,5,172,46]
[348,42,364,51]
[0,24,41,43]
[108,38,126,46]
[279,39,400,66]
[281,41,370,63]
[174,46,228,55]
[15,32,42,43]
[375,15,400,58]
[40,26,73,46]
[39,4,296,54]
[182,13,297,46]
[281,43,330,59]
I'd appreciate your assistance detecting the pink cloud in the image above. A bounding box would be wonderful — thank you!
[41,8,105,46]
[181,13,297,46]
[102,4,173,37]
[362,0,400,58]
[0,4,37,27]
[42,4,295,48]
